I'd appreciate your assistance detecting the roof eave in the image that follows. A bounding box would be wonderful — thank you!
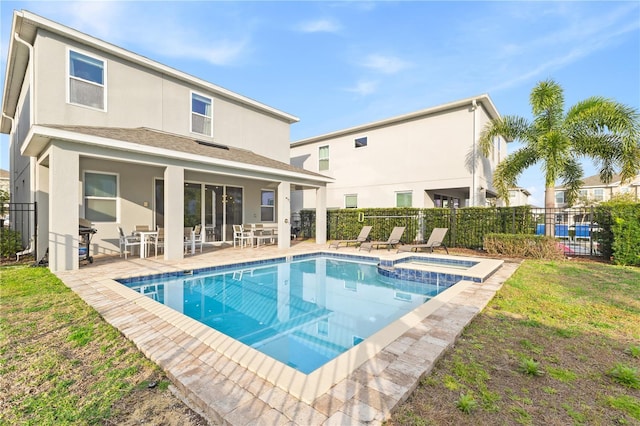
[291,94,500,147]
[22,125,333,184]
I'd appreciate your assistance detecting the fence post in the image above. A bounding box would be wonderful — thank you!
[450,207,457,248]
[34,201,38,263]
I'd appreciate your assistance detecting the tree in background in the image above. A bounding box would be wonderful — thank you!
[479,79,640,235]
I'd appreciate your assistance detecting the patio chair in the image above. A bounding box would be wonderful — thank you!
[359,226,405,252]
[153,227,164,256]
[329,225,372,249]
[184,225,203,254]
[117,226,141,259]
[397,227,449,254]
[233,224,253,248]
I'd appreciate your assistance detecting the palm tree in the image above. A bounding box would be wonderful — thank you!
[479,79,640,235]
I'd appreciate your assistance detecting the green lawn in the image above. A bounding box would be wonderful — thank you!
[388,260,640,425]
[0,265,201,425]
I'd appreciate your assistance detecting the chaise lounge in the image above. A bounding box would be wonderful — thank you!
[359,226,405,252]
[328,225,373,249]
[398,227,449,254]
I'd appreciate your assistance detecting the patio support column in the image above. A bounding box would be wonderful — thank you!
[277,181,291,249]
[48,143,79,271]
[164,165,184,260]
[315,186,327,244]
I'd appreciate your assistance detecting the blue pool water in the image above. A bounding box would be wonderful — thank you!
[117,254,459,374]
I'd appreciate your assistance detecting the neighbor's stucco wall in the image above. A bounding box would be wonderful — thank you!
[291,103,504,210]
[32,29,291,163]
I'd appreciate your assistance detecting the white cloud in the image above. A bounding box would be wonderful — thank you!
[345,80,378,96]
[21,1,250,66]
[296,19,341,33]
[362,54,410,75]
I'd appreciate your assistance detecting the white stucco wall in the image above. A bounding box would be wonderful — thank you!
[290,100,505,211]
[33,30,292,163]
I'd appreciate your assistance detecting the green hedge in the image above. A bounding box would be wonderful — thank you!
[595,201,640,266]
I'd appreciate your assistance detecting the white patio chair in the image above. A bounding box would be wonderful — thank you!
[233,224,253,248]
[117,226,141,259]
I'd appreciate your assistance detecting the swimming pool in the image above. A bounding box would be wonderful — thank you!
[118,254,457,374]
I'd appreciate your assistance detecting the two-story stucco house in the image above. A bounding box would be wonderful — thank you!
[1,10,331,271]
[290,95,506,213]
[554,172,640,207]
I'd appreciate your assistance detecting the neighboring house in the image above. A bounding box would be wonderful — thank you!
[290,95,506,213]
[554,173,640,208]
[508,187,531,207]
[1,10,331,271]
[0,169,9,194]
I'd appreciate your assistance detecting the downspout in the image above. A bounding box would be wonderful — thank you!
[13,32,37,206]
[471,99,478,207]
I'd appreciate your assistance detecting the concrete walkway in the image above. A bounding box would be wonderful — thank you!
[55,241,520,425]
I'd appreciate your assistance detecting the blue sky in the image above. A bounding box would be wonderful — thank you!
[1,1,639,206]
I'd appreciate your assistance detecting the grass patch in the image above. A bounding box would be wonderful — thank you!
[608,363,640,389]
[0,265,194,425]
[605,395,640,421]
[387,259,640,426]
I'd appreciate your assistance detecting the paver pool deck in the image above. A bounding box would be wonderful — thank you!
[54,241,520,425]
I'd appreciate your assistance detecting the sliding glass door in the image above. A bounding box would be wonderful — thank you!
[155,179,243,243]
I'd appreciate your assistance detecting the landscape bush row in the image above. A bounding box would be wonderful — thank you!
[299,200,640,265]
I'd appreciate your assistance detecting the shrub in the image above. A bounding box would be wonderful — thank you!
[595,200,640,266]
[0,228,23,259]
[483,234,565,259]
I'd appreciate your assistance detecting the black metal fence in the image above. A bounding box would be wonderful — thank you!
[1,202,38,261]
[299,206,609,257]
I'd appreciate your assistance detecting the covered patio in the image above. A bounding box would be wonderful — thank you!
[24,125,331,271]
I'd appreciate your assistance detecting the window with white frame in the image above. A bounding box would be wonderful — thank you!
[594,188,604,202]
[555,191,565,204]
[69,50,105,110]
[345,194,357,209]
[319,145,329,171]
[261,190,275,222]
[396,191,412,207]
[84,172,117,222]
[191,92,213,136]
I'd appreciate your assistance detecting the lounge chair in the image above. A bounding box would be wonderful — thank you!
[329,225,373,249]
[398,227,449,254]
[359,226,405,252]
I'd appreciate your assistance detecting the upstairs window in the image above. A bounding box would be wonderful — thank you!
[69,50,105,110]
[319,145,329,171]
[355,137,367,148]
[555,191,565,204]
[191,93,213,136]
[261,190,275,222]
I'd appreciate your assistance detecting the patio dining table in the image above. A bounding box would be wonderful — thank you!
[135,230,158,258]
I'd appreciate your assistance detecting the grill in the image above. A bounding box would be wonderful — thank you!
[79,218,97,264]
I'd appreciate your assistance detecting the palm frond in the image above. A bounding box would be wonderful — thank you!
[478,115,532,157]
[530,79,565,132]
[558,159,583,206]
[492,146,538,205]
